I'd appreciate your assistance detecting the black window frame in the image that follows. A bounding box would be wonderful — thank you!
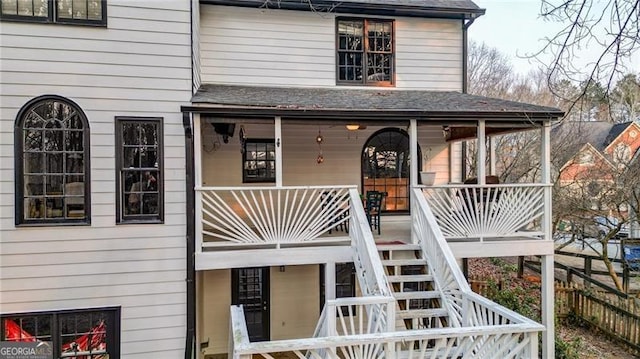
[242,138,276,183]
[115,116,164,224]
[0,0,107,26]
[14,95,92,226]
[1,307,121,359]
[336,17,395,86]
[319,262,357,316]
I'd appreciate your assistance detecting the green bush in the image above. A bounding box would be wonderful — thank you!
[555,335,582,359]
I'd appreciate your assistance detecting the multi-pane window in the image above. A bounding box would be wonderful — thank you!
[243,139,276,183]
[0,0,106,25]
[116,117,163,223]
[15,95,90,225]
[337,18,394,85]
[320,263,357,315]
[1,307,120,359]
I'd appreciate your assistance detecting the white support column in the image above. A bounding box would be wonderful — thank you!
[194,114,203,254]
[488,135,496,176]
[409,119,418,244]
[540,121,555,358]
[477,120,486,185]
[324,262,336,303]
[410,119,418,187]
[275,116,283,187]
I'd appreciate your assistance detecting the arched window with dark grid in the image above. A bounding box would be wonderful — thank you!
[14,95,91,225]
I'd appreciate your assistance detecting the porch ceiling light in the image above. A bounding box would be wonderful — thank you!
[346,124,360,131]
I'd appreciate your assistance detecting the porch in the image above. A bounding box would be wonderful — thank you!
[183,84,561,358]
[216,186,544,359]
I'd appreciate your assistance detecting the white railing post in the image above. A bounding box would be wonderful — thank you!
[326,301,337,336]
[275,116,283,188]
[541,122,555,359]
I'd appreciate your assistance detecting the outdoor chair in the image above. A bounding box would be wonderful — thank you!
[365,191,384,235]
[321,191,349,233]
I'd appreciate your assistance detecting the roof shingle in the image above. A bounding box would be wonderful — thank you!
[189,84,563,120]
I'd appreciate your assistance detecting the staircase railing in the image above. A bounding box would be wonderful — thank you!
[412,187,543,354]
[230,305,542,359]
[309,189,396,344]
[348,188,394,298]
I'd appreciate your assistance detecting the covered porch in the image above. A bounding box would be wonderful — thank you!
[181,84,563,358]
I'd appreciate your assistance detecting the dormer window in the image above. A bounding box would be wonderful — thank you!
[336,18,394,86]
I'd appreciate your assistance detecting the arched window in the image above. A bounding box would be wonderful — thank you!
[14,95,90,225]
[361,128,420,212]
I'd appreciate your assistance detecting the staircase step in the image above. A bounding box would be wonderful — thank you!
[394,291,441,300]
[381,259,427,266]
[397,308,449,319]
[387,274,433,283]
[376,244,421,251]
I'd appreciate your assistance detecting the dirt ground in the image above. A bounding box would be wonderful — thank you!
[468,257,638,359]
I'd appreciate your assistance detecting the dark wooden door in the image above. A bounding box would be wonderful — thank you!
[232,267,270,341]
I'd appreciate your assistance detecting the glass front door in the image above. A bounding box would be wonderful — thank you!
[362,128,420,212]
[232,267,270,341]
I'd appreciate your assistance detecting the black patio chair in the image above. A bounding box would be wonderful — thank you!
[365,191,384,235]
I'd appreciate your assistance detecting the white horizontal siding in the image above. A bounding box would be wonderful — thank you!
[199,5,462,90]
[0,1,191,358]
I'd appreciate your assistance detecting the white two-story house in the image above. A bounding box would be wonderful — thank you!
[1,1,562,358]
[0,1,192,358]
[182,1,562,359]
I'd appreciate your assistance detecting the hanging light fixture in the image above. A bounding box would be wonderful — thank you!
[316,129,324,164]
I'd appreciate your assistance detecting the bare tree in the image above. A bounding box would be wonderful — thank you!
[468,41,515,98]
[535,0,640,112]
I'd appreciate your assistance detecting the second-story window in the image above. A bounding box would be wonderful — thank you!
[0,0,106,26]
[116,117,163,224]
[337,18,394,86]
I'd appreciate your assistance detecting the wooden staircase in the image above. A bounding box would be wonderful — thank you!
[378,244,449,330]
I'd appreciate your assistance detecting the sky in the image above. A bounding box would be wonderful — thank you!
[469,0,640,78]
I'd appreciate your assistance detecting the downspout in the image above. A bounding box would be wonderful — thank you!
[460,17,476,180]
[183,111,196,359]
[185,0,197,356]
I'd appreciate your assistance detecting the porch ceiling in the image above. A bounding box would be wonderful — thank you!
[184,85,564,125]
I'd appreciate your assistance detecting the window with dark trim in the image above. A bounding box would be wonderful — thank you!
[243,139,275,183]
[1,307,120,359]
[15,95,91,226]
[116,117,163,223]
[337,18,394,86]
[320,263,357,315]
[0,0,107,26]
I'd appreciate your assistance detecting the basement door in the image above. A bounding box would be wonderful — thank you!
[232,267,270,341]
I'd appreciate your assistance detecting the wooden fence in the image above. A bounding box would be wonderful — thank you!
[555,282,640,353]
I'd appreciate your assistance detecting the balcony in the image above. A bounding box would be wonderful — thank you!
[224,187,543,359]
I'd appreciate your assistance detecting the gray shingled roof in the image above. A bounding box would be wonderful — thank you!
[188,84,563,120]
[604,122,633,147]
[330,0,480,10]
[552,121,634,151]
[202,0,484,18]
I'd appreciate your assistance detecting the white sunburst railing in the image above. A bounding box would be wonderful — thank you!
[196,185,354,249]
[421,183,549,240]
[231,302,542,359]
[411,187,543,356]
